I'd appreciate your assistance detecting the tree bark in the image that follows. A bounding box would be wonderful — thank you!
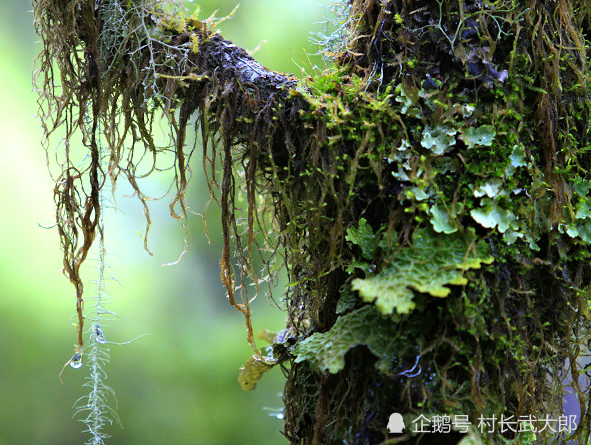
[33,1,591,444]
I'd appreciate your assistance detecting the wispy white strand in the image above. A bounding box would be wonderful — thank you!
[75,132,120,445]
[309,1,353,61]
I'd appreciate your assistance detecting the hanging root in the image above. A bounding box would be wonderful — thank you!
[32,0,302,369]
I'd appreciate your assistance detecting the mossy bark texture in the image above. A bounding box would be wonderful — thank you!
[33,0,591,444]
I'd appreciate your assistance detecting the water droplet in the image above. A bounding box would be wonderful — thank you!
[263,408,284,420]
[70,351,83,369]
[94,325,106,344]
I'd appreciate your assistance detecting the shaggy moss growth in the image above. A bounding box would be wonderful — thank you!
[273,1,591,443]
[33,0,591,444]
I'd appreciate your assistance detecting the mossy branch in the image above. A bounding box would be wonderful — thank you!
[32,0,309,360]
[34,1,591,444]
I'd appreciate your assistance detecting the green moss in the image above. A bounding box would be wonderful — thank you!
[34,0,591,443]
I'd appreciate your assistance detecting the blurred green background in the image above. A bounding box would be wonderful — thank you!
[0,2,329,444]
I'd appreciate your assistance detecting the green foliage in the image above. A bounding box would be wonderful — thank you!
[429,202,463,234]
[280,1,591,443]
[470,198,519,233]
[421,125,457,155]
[292,305,400,373]
[352,269,418,314]
[237,356,277,391]
[473,179,504,199]
[287,8,591,434]
[461,125,496,148]
[558,174,591,243]
[395,84,421,118]
[335,287,358,314]
[344,218,381,260]
[350,227,493,315]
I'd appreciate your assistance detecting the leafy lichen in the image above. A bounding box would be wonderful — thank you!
[350,227,493,315]
[292,305,400,374]
[33,0,591,443]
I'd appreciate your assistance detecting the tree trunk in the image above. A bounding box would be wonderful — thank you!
[33,1,591,444]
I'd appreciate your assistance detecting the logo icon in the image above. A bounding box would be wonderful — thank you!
[387,412,405,434]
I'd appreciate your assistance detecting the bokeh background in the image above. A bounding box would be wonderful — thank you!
[0,2,331,444]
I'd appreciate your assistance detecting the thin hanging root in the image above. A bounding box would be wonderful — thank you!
[162,111,192,267]
[220,251,261,357]
[76,292,84,348]
[58,361,69,385]
[35,0,296,370]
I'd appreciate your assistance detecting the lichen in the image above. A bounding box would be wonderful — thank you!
[237,356,277,391]
[33,0,591,444]
[293,305,402,374]
[350,227,493,315]
[281,1,591,443]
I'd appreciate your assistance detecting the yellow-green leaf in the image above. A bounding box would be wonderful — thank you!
[237,356,276,391]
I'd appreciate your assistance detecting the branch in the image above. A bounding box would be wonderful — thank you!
[176,29,307,154]
[33,0,311,365]
[195,33,298,98]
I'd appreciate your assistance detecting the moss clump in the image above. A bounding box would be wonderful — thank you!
[33,0,591,444]
[277,1,591,444]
